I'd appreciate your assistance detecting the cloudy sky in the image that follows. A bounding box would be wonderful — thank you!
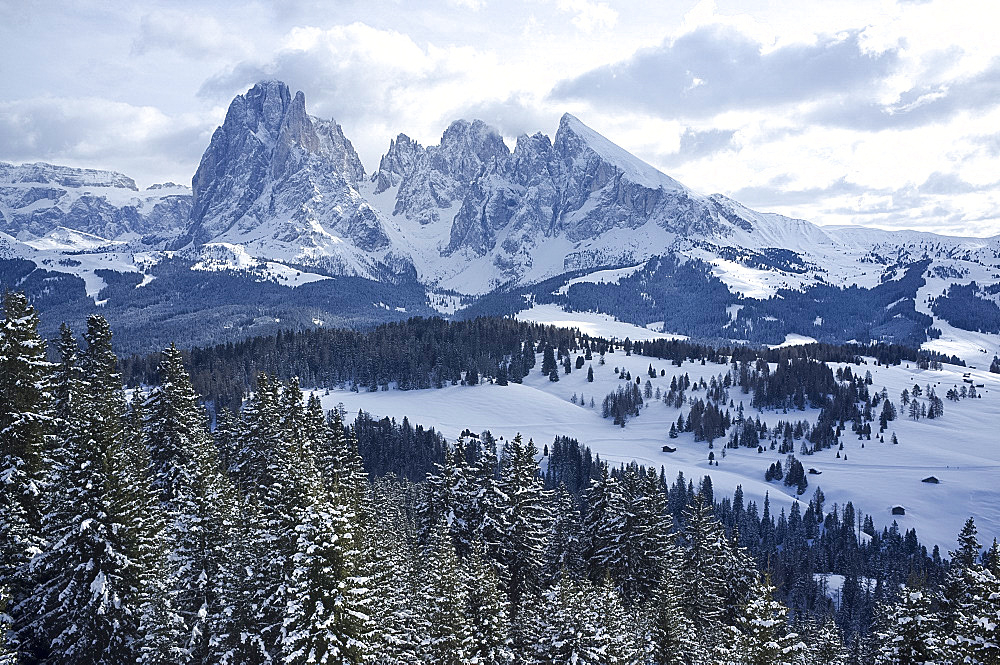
[1,0,998,236]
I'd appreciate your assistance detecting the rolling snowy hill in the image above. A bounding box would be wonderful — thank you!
[312,320,1000,550]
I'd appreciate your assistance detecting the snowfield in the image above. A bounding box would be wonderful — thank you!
[515,304,687,342]
[312,315,1000,550]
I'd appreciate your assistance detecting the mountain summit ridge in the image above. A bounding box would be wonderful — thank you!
[3,80,1000,359]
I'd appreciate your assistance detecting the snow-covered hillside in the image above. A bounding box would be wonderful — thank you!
[314,343,1000,550]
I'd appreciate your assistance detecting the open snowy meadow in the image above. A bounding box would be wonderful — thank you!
[316,310,1000,550]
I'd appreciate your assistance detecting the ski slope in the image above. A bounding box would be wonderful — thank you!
[314,344,1000,551]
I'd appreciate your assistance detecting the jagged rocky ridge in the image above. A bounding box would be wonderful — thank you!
[3,79,1000,355]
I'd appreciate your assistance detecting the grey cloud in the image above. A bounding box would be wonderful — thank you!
[0,97,210,186]
[731,168,996,213]
[975,133,1000,158]
[809,58,1000,130]
[454,96,558,139]
[728,177,871,208]
[550,25,898,117]
[131,10,244,58]
[198,50,461,128]
[659,127,736,166]
[735,171,1000,236]
[919,171,986,195]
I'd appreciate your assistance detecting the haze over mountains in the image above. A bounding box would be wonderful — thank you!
[2,80,999,356]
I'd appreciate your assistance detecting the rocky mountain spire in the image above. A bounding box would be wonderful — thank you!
[184,81,366,248]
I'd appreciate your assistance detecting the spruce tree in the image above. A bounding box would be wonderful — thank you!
[953,537,1000,664]
[142,345,234,663]
[365,479,420,664]
[0,292,52,656]
[677,493,730,645]
[281,477,371,664]
[646,567,699,664]
[541,344,557,377]
[416,518,471,664]
[944,516,983,634]
[873,577,946,665]
[0,586,15,665]
[497,435,549,619]
[544,483,584,583]
[732,574,806,664]
[216,498,270,665]
[808,616,848,665]
[465,543,512,664]
[582,464,624,583]
[531,575,640,665]
[28,315,165,663]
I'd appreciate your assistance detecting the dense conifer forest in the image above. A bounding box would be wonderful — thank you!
[119,315,964,414]
[3,292,999,663]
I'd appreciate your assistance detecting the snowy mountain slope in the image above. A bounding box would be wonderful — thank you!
[515,302,688,341]
[0,162,191,244]
[314,345,1000,550]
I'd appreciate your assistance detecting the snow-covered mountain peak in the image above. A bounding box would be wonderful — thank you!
[373,134,423,194]
[434,119,509,176]
[178,81,399,280]
[1,162,139,191]
[185,80,368,248]
[0,162,190,242]
[554,113,686,193]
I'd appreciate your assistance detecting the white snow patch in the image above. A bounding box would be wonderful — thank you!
[312,352,1000,549]
[556,262,647,295]
[769,334,818,349]
[515,304,687,342]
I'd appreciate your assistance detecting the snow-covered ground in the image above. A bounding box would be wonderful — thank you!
[769,334,819,349]
[915,259,1000,363]
[515,303,687,342]
[555,262,648,295]
[313,345,1000,551]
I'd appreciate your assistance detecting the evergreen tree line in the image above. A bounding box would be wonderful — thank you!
[115,308,964,418]
[120,317,594,412]
[635,336,963,370]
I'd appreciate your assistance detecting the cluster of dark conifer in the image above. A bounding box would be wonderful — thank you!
[119,315,964,417]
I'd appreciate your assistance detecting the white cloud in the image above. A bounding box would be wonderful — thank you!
[448,0,487,9]
[198,22,527,171]
[131,9,251,58]
[0,96,214,187]
[555,0,618,33]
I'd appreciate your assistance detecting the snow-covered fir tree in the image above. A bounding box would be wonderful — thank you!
[464,543,512,664]
[873,576,947,665]
[26,316,167,663]
[729,574,807,664]
[142,345,235,663]
[0,586,15,665]
[0,293,52,658]
[415,518,472,664]
[496,435,549,620]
